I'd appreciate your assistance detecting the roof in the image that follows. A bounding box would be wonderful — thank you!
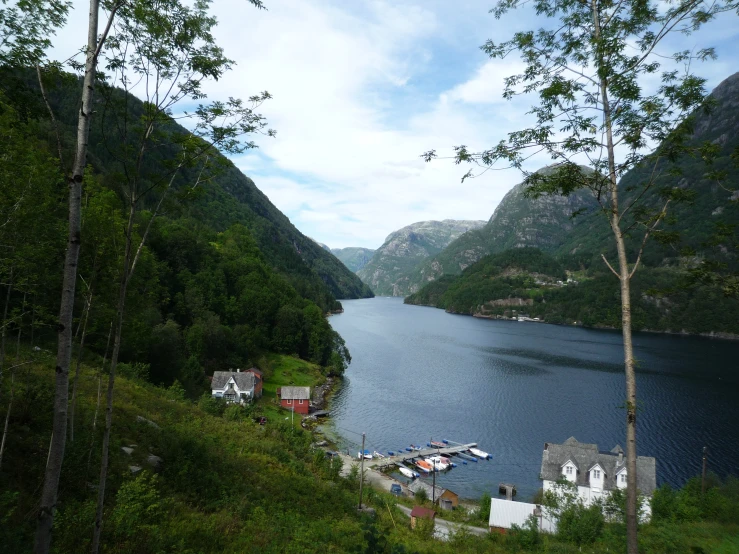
[540,437,657,495]
[245,367,263,377]
[489,499,556,532]
[408,479,446,500]
[211,371,255,391]
[410,506,436,519]
[279,386,311,400]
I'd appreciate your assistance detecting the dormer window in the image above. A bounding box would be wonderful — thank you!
[566,466,573,475]
[620,474,626,483]
[593,469,601,479]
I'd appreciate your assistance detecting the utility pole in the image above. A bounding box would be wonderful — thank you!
[358,432,365,509]
[701,446,708,497]
[291,406,294,427]
[431,437,437,506]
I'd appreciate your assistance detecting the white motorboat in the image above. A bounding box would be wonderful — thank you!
[398,466,418,479]
[469,447,490,459]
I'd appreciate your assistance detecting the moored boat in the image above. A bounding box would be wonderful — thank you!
[398,466,418,479]
[469,447,490,459]
[430,441,445,448]
[415,459,433,473]
[357,449,373,460]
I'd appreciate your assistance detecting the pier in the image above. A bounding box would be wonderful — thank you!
[363,442,479,469]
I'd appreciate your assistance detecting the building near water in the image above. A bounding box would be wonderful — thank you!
[540,437,656,518]
[211,370,256,404]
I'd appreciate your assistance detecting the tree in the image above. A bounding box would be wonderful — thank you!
[424,1,736,551]
[89,0,271,550]
[34,0,122,546]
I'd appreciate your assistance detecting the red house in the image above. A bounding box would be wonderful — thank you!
[278,386,311,415]
[244,367,263,398]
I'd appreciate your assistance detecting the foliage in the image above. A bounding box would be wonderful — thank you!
[478,491,491,523]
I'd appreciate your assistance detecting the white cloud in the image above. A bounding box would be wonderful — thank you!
[48,0,739,249]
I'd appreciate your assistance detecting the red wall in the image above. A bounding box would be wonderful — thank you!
[280,398,309,414]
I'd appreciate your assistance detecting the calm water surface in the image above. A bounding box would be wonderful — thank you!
[327,297,739,501]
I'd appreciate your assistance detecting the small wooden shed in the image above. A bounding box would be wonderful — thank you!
[410,506,436,529]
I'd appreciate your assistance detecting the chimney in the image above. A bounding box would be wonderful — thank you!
[236,368,241,373]
[618,451,623,464]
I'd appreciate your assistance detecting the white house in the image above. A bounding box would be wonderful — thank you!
[540,437,656,518]
[211,370,256,404]
[489,498,557,533]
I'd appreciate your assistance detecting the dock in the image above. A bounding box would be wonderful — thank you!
[363,442,479,469]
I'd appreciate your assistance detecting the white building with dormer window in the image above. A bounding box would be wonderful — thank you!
[210,370,256,404]
[540,437,656,518]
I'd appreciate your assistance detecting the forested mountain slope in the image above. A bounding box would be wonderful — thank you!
[406,74,739,336]
[45,77,373,309]
[407,167,597,291]
[331,247,376,273]
[357,219,485,296]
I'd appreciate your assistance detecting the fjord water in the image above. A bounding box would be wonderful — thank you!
[327,297,739,501]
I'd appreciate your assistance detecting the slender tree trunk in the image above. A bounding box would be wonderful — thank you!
[0,267,13,384]
[91,206,134,554]
[0,366,15,471]
[592,1,639,550]
[87,322,112,477]
[34,1,101,551]
[69,292,93,442]
[15,292,25,363]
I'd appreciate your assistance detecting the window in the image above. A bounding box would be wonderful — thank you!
[299,399,303,404]
[287,399,292,404]
[620,474,626,483]
[565,466,573,475]
[593,469,601,479]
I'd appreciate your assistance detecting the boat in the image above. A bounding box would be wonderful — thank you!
[410,444,422,451]
[430,441,445,448]
[415,459,433,473]
[357,449,373,460]
[469,447,490,459]
[373,451,385,458]
[426,455,452,471]
[398,466,418,479]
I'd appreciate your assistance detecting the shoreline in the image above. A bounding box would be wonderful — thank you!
[400,300,739,342]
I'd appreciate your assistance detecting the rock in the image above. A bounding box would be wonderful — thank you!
[146,454,163,468]
[129,465,143,474]
[121,447,134,455]
[136,416,160,429]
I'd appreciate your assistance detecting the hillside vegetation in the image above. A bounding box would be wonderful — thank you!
[1,352,738,553]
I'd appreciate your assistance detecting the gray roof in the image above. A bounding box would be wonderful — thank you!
[279,386,310,400]
[211,371,255,391]
[540,437,657,495]
[408,479,447,500]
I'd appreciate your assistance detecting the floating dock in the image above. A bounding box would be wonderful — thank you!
[363,442,479,468]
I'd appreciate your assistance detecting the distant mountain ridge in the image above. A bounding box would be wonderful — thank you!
[331,247,376,273]
[406,166,598,292]
[357,219,485,296]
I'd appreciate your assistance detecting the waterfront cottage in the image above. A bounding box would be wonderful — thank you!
[408,480,459,510]
[278,386,311,414]
[540,437,656,517]
[211,370,256,404]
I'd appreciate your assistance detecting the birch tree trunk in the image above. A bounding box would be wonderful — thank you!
[34,1,100,551]
[0,267,13,386]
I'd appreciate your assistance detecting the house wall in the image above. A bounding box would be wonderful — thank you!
[489,498,556,533]
[439,490,459,508]
[542,480,652,523]
[280,398,310,414]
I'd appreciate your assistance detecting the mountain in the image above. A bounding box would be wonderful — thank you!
[356,220,485,296]
[406,167,598,292]
[406,73,739,336]
[45,78,373,310]
[310,238,332,252]
[331,247,376,273]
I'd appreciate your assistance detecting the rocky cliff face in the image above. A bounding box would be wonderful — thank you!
[357,220,485,296]
[407,168,597,291]
[331,247,376,273]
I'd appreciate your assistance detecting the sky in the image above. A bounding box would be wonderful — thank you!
[50,0,739,249]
